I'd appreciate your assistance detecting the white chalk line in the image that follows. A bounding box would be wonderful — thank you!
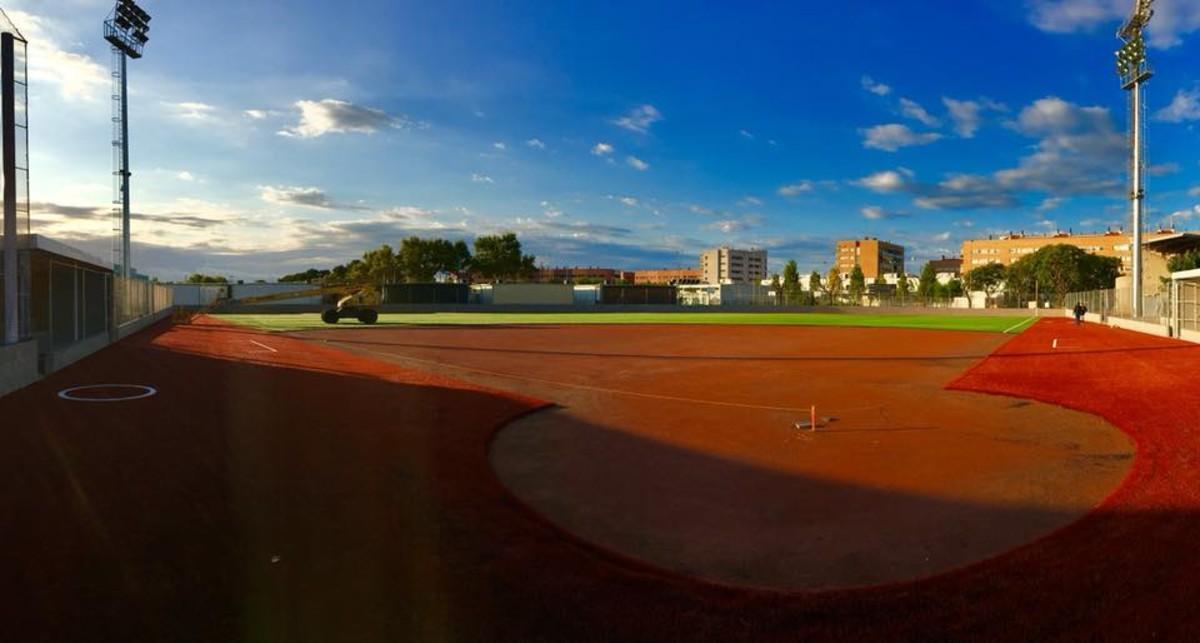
[1002,316,1038,334]
[1052,338,1058,349]
[248,339,278,353]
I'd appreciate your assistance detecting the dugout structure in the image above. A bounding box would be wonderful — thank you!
[1171,268,1200,342]
[599,285,677,305]
[382,283,469,305]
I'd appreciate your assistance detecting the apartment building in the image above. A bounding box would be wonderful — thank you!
[534,266,627,283]
[633,268,702,285]
[700,247,767,284]
[960,229,1182,274]
[835,238,905,278]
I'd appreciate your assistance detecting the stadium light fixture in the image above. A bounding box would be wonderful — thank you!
[1114,0,1154,318]
[102,0,151,336]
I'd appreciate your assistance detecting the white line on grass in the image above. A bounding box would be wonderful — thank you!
[248,339,278,353]
[1002,317,1037,334]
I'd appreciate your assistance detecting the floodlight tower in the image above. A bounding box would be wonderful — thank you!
[103,0,150,332]
[1115,0,1153,317]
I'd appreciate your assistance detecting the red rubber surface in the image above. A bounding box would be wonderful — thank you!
[4,316,1199,641]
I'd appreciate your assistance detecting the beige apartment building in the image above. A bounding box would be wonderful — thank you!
[836,238,905,278]
[633,268,702,285]
[700,247,767,284]
[960,229,1182,274]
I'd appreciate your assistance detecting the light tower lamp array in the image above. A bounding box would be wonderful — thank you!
[102,0,150,333]
[1115,0,1153,318]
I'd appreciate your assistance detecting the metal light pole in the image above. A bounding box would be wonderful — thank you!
[1116,1,1154,318]
[103,0,150,337]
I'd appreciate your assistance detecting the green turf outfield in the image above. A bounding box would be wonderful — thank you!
[216,312,1040,334]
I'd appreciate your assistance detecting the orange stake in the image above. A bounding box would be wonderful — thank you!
[811,405,817,431]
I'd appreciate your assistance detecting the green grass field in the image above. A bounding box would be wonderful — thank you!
[216,312,1040,334]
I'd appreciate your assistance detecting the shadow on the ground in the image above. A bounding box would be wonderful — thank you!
[1,319,1197,642]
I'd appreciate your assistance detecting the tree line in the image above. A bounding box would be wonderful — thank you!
[770,243,1117,307]
[279,233,537,285]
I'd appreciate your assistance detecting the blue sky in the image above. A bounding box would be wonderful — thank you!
[9,0,1200,280]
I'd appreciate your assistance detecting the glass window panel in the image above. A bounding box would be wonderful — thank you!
[14,126,27,169]
[13,88,25,127]
[12,41,25,84]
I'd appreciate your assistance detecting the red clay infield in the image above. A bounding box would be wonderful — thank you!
[4,315,1200,640]
[302,323,1131,591]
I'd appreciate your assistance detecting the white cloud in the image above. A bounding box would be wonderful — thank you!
[279,99,412,138]
[739,129,755,139]
[1028,0,1200,49]
[1155,88,1200,122]
[493,141,506,150]
[619,196,640,207]
[740,196,764,206]
[244,109,268,120]
[471,173,494,183]
[261,185,335,209]
[1168,205,1200,220]
[861,75,892,96]
[1189,186,1200,197]
[626,156,649,171]
[777,181,814,197]
[176,171,197,182]
[943,98,982,138]
[166,101,218,122]
[591,142,614,156]
[860,206,908,220]
[7,10,108,102]
[525,138,546,149]
[612,104,662,133]
[854,169,912,193]
[860,123,942,151]
[900,98,940,127]
[1037,197,1065,212]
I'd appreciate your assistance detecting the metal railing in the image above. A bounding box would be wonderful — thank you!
[1063,287,1169,323]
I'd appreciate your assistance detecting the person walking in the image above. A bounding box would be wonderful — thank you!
[1073,302,1087,325]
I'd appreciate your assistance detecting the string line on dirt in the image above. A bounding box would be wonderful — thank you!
[321,339,887,415]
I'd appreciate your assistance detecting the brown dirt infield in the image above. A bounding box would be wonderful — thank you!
[10,315,1200,640]
[301,323,1133,590]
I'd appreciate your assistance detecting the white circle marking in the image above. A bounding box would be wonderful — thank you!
[58,384,159,402]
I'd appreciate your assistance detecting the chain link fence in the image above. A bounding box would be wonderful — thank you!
[114,275,173,327]
[1063,287,1170,323]
[1175,280,1200,334]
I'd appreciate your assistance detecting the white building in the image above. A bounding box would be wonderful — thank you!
[700,247,768,284]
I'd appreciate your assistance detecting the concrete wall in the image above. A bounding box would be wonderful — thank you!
[492,283,574,305]
[172,283,320,306]
[0,339,38,397]
[1064,309,1174,338]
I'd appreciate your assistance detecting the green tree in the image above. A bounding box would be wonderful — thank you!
[964,262,1006,308]
[782,260,801,305]
[1168,249,1200,274]
[473,233,536,282]
[825,267,843,305]
[808,270,823,305]
[896,270,911,302]
[1006,244,1121,306]
[357,244,401,284]
[946,278,965,298]
[279,268,330,284]
[185,273,228,284]
[770,274,782,305]
[917,262,938,301]
[848,265,866,304]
